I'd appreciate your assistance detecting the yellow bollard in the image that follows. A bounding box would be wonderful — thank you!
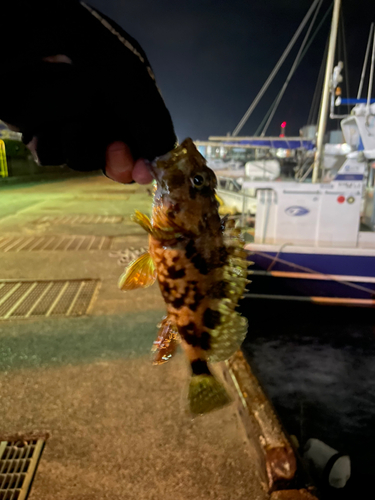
[0,139,8,178]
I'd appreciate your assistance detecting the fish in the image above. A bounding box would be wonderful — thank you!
[119,138,249,415]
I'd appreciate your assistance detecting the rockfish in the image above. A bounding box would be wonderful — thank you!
[119,138,249,415]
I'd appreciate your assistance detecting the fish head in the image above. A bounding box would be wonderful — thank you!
[152,138,220,234]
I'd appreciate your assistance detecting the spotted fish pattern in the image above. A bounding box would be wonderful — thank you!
[119,138,249,415]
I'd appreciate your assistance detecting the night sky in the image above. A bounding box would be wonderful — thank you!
[88,0,375,141]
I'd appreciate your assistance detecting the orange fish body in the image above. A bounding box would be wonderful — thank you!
[119,139,249,415]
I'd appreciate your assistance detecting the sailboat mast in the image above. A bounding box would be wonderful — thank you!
[312,0,341,183]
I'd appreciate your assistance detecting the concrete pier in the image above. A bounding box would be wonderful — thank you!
[0,175,313,499]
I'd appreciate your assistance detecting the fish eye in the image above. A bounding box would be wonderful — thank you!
[192,174,205,188]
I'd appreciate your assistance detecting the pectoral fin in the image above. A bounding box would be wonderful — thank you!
[132,210,179,240]
[132,211,153,233]
[118,251,157,291]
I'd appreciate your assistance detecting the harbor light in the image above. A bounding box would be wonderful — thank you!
[280,121,287,137]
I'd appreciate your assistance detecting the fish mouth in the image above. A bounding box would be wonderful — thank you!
[149,160,170,187]
[149,159,170,194]
[148,162,170,202]
[148,161,159,182]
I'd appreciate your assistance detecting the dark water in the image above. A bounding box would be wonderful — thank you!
[241,300,375,499]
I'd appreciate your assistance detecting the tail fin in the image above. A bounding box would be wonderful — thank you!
[188,360,231,415]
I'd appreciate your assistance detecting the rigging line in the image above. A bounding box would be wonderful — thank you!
[298,4,333,125]
[260,0,324,137]
[232,0,321,137]
[337,13,342,63]
[340,8,350,115]
[334,12,342,126]
[256,4,331,134]
[296,3,333,64]
[254,92,281,136]
[357,23,374,99]
[300,4,332,124]
[254,4,333,136]
[366,28,375,113]
[251,250,375,296]
[256,1,332,132]
[307,36,329,125]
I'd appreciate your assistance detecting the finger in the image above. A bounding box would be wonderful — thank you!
[26,136,40,164]
[132,159,154,184]
[105,141,134,183]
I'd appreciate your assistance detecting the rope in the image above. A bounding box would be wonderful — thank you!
[307,37,328,125]
[266,243,292,271]
[297,3,333,65]
[305,4,333,126]
[251,249,375,297]
[340,9,350,115]
[335,9,350,117]
[357,23,374,99]
[261,0,323,137]
[367,26,375,112]
[254,92,281,136]
[254,1,332,133]
[232,0,321,136]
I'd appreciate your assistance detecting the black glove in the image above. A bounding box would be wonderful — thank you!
[0,0,176,171]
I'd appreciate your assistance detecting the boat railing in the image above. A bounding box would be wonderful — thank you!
[216,177,263,227]
[216,176,242,192]
[295,158,313,181]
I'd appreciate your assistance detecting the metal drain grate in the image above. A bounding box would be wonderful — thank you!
[0,236,112,252]
[0,280,99,320]
[34,215,123,224]
[109,247,147,266]
[0,434,48,500]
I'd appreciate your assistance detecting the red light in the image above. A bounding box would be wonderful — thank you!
[337,196,345,203]
[281,121,287,128]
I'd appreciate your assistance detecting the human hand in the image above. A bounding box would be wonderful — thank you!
[105,142,153,185]
[6,125,154,185]
[0,0,176,184]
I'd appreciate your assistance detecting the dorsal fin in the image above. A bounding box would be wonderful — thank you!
[202,219,249,362]
[207,311,248,363]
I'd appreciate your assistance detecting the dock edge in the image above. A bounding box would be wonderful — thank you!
[220,351,318,499]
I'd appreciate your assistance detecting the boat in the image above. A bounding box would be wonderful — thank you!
[208,0,375,307]
[243,149,375,306]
